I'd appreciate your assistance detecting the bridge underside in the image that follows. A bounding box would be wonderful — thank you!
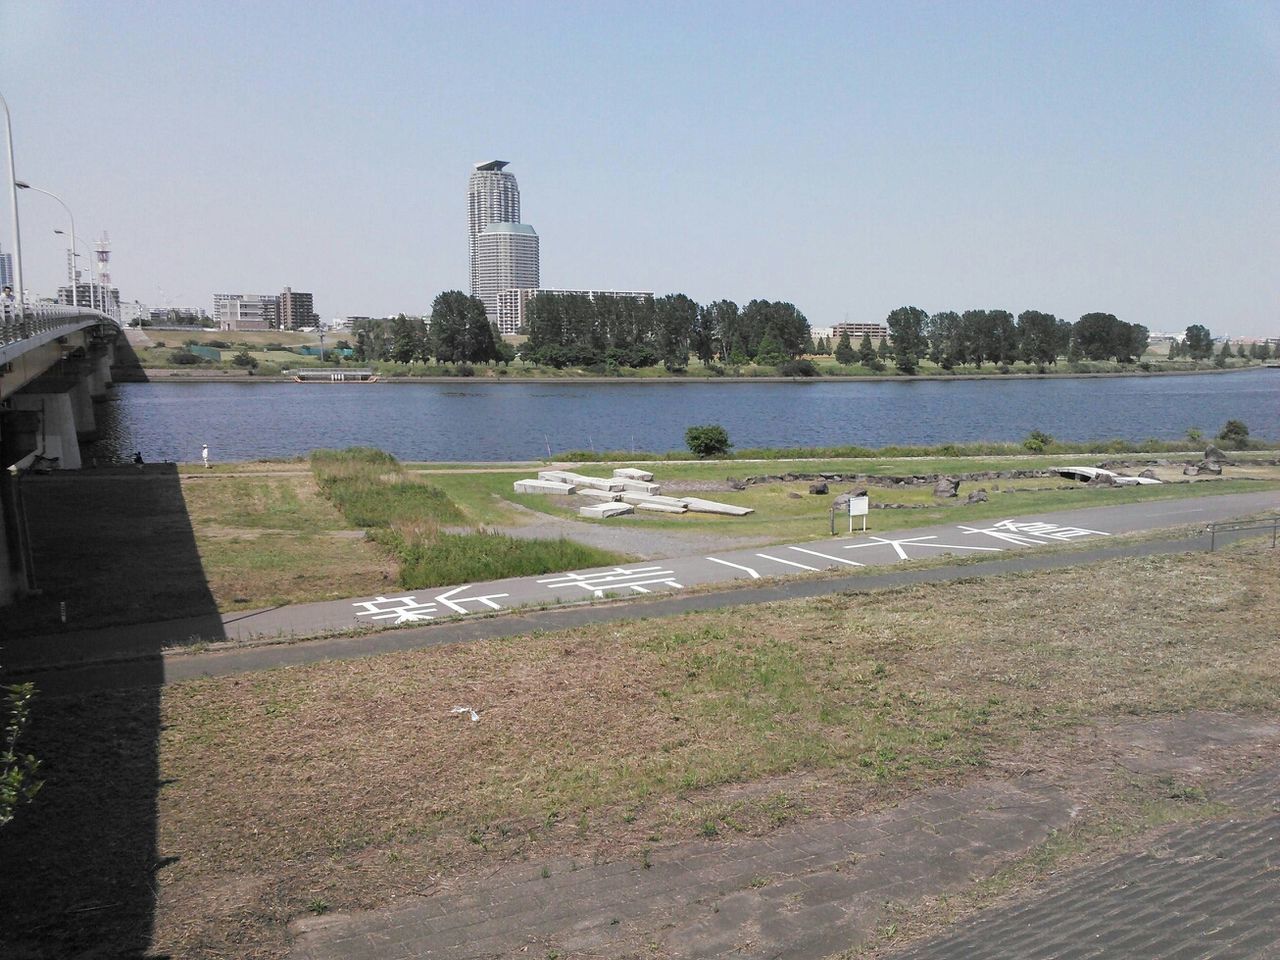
[2,309,119,605]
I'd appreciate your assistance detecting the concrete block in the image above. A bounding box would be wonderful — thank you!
[620,492,686,507]
[616,479,661,495]
[613,468,655,481]
[579,502,634,519]
[514,479,576,495]
[540,470,626,492]
[680,497,755,516]
[575,488,622,501]
[635,501,687,514]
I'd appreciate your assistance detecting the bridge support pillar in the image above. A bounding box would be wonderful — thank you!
[69,376,98,440]
[9,392,84,470]
[89,342,114,399]
[0,410,41,604]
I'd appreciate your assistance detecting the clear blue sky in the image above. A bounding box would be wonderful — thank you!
[2,0,1277,336]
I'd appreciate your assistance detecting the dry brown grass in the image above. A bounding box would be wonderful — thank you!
[126,546,1280,956]
[6,546,1276,958]
[182,472,397,609]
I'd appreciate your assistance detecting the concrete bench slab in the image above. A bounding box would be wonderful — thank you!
[576,488,622,502]
[635,501,687,513]
[613,468,655,481]
[514,479,576,495]
[579,502,634,519]
[680,497,755,516]
[620,492,685,507]
[616,479,662,495]
[540,470,626,492]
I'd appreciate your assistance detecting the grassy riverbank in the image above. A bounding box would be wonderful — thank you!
[7,447,1276,634]
[124,328,1265,379]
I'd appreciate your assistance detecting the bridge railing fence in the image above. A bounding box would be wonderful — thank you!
[1,301,119,348]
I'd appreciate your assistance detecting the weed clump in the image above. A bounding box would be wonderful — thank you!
[310,448,622,588]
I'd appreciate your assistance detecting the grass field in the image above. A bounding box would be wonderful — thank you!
[182,471,397,609]
[10,449,1271,632]
[420,457,1280,545]
[309,448,626,588]
[6,542,1276,958]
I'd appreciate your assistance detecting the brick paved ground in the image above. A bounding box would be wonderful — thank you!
[288,715,1279,960]
[886,764,1280,960]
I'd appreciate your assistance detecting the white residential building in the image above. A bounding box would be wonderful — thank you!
[473,223,540,327]
[213,293,278,331]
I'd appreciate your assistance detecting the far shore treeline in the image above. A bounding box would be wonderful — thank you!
[340,292,1259,375]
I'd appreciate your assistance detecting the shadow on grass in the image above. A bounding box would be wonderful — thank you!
[1,462,223,957]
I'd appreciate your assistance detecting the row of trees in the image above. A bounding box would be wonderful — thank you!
[1168,332,1271,362]
[524,293,810,370]
[351,293,516,365]
[851,308,1155,375]
[348,294,1261,375]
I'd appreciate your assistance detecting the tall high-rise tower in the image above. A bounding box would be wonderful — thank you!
[467,160,539,322]
[468,161,521,295]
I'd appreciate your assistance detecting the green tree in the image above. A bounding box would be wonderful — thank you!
[1236,342,1248,358]
[691,303,718,364]
[1122,323,1149,363]
[388,313,427,363]
[877,336,890,360]
[754,330,788,367]
[1216,419,1249,449]
[1075,313,1121,361]
[1184,324,1214,360]
[834,331,856,365]
[927,310,962,368]
[886,305,928,374]
[352,318,390,362]
[655,293,698,372]
[1214,340,1232,368]
[960,310,993,368]
[1017,310,1059,369]
[231,349,259,369]
[708,300,743,361]
[858,332,877,367]
[989,309,1018,365]
[685,424,731,458]
[430,293,492,363]
[493,337,517,366]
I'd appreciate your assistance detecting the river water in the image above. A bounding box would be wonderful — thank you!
[90,369,1277,463]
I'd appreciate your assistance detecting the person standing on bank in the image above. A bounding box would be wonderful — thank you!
[201,443,210,469]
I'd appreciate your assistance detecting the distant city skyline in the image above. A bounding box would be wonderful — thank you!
[1,2,1277,336]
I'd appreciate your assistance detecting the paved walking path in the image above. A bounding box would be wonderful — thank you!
[889,769,1280,960]
[286,713,1280,960]
[8,491,1276,694]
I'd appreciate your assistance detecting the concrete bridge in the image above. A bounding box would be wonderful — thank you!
[1,300,120,604]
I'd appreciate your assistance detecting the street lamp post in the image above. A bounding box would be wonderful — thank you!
[55,230,97,311]
[1,91,25,310]
[16,181,77,307]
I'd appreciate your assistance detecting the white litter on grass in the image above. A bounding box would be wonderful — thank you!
[450,706,480,722]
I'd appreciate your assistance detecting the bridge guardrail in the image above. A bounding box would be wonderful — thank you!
[1,301,118,349]
[1209,516,1280,551]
